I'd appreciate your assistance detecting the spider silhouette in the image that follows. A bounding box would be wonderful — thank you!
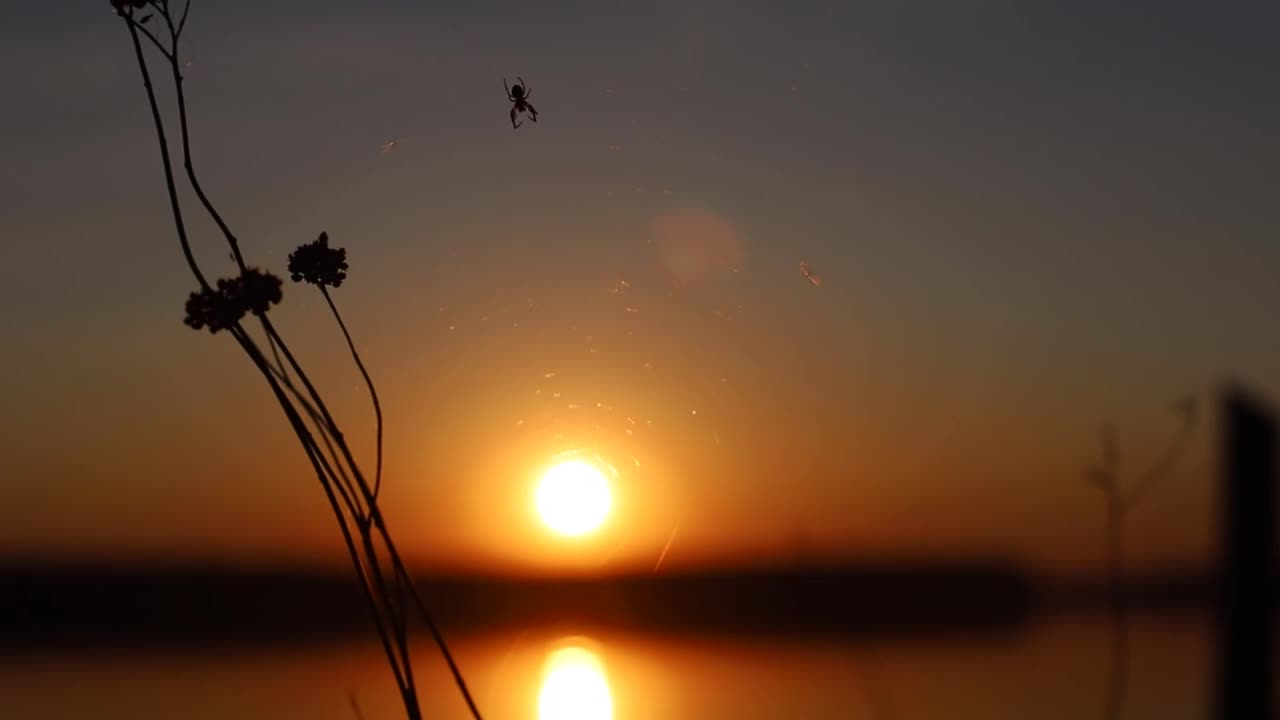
[504,77,539,129]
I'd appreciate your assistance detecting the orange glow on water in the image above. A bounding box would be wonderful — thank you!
[537,644,614,720]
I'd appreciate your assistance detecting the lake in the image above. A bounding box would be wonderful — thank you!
[0,612,1212,719]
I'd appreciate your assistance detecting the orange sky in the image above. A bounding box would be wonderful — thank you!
[0,204,1239,575]
[2,2,1278,576]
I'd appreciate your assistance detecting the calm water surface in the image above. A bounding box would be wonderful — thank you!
[0,614,1211,719]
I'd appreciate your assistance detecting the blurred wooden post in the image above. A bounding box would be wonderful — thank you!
[1215,387,1276,720]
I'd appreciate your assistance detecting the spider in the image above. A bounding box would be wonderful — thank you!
[504,76,539,129]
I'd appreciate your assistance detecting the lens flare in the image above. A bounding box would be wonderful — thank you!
[652,207,743,285]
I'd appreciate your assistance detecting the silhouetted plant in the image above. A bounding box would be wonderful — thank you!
[289,232,349,288]
[288,232,386,498]
[183,269,283,332]
[1083,396,1198,720]
[108,3,481,719]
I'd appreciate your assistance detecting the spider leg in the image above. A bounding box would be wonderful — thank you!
[517,76,526,90]
[526,102,538,122]
[523,86,532,99]
[510,107,522,129]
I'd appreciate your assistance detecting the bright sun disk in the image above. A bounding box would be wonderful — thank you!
[536,460,612,536]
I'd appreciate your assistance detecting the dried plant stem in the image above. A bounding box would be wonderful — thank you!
[122,16,206,290]
[320,285,385,501]
[124,18,418,710]
[115,5,485,718]
[233,326,417,713]
[254,314,484,714]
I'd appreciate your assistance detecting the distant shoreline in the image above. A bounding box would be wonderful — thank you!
[0,560,1228,651]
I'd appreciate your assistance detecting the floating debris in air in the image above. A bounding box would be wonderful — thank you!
[800,260,823,288]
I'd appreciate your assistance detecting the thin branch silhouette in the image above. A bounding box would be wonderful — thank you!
[1083,396,1198,720]
[286,233,386,501]
[259,309,484,714]
[233,324,414,702]
[134,21,173,61]
[119,6,206,290]
[322,285,385,501]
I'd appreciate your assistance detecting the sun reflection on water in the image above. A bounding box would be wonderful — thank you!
[537,642,614,720]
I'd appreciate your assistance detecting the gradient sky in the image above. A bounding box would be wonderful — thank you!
[2,1,1277,574]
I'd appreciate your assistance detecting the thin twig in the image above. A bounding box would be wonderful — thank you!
[322,285,385,500]
[262,344,367,520]
[176,0,192,38]
[162,14,248,272]
[263,323,291,393]
[263,305,443,720]
[233,326,416,712]
[353,518,420,708]
[131,17,174,61]
[121,13,207,289]
[393,551,486,720]
[254,331,363,517]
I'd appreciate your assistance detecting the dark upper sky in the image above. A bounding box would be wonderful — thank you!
[1,1,1277,573]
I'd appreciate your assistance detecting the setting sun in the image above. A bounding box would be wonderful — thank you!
[536,460,612,536]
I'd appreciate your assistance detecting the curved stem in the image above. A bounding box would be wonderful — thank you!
[134,21,173,61]
[285,377,366,523]
[258,317,380,514]
[263,303,289,378]
[231,325,418,717]
[255,322,445,716]
[248,331,422,717]
[164,26,248,272]
[122,14,208,290]
[390,546,486,720]
[261,337,367,521]
[177,0,192,38]
[359,527,420,707]
[262,316,482,719]
[321,285,384,500]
